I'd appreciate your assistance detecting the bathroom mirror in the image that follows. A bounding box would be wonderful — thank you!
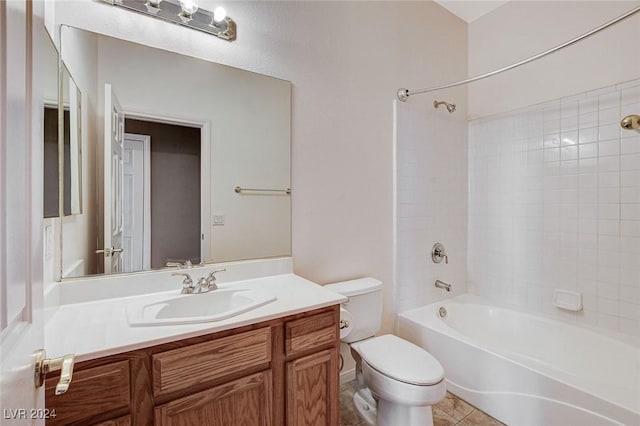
[43,31,82,218]
[58,26,291,279]
[42,29,61,218]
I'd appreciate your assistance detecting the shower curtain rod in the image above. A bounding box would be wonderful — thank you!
[397,4,640,102]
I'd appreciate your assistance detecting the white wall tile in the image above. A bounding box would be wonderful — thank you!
[579,127,598,145]
[621,136,640,155]
[598,139,620,157]
[621,84,640,105]
[395,100,467,314]
[468,79,640,338]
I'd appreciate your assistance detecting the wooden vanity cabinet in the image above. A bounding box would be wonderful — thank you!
[45,305,339,426]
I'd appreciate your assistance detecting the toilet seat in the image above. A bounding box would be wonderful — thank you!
[356,334,444,386]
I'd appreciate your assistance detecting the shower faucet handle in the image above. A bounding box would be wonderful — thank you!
[431,243,448,264]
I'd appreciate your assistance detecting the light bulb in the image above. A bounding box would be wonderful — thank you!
[179,0,198,17]
[213,6,226,23]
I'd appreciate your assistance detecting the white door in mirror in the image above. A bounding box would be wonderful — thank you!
[126,288,277,326]
[103,84,125,273]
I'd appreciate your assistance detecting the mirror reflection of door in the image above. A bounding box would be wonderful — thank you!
[124,118,201,271]
[122,133,151,272]
[103,83,125,273]
[102,84,202,273]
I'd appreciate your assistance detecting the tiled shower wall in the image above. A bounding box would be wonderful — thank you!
[395,100,467,314]
[468,79,640,336]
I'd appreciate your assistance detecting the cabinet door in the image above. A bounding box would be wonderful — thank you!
[286,349,338,426]
[155,371,272,426]
[45,361,130,425]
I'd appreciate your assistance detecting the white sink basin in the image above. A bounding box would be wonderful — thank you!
[126,288,277,326]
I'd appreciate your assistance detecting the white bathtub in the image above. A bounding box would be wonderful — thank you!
[397,295,640,426]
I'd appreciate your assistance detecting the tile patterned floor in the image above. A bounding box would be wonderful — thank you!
[339,380,505,426]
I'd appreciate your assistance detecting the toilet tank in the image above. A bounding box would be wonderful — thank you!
[324,278,383,343]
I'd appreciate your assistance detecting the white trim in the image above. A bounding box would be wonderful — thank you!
[103,84,113,273]
[122,109,207,129]
[143,135,151,269]
[200,121,211,262]
[0,0,7,330]
[24,0,33,323]
[69,82,81,215]
[392,100,399,316]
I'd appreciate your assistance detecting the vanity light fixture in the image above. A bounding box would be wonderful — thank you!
[105,0,236,41]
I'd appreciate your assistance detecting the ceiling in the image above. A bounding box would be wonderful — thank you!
[433,0,509,23]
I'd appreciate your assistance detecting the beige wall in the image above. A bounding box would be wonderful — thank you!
[60,26,99,277]
[54,0,468,333]
[468,1,640,119]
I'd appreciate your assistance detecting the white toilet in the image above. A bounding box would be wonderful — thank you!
[325,278,446,426]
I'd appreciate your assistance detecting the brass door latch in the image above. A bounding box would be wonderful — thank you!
[34,349,75,395]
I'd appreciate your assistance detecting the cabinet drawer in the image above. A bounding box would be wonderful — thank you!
[45,360,130,426]
[152,327,272,397]
[94,415,131,426]
[285,310,337,357]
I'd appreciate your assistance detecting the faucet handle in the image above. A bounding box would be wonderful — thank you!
[166,260,193,269]
[205,269,226,290]
[431,243,449,264]
[207,268,226,280]
[172,272,194,293]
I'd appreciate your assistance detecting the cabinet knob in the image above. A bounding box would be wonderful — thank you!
[34,349,75,395]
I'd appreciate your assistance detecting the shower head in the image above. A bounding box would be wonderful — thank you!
[434,100,456,113]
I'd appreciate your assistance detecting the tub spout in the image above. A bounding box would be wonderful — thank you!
[435,280,451,292]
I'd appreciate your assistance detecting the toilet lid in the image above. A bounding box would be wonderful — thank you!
[356,334,444,386]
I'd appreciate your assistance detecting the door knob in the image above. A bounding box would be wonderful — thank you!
[95,246,124,257]
[34,349,75,395]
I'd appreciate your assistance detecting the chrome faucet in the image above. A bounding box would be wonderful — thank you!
[435,279,451,292]
[173,269,226,294]
[166,260,193,268]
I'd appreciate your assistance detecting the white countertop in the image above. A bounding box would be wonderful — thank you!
[45,273,346,362]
